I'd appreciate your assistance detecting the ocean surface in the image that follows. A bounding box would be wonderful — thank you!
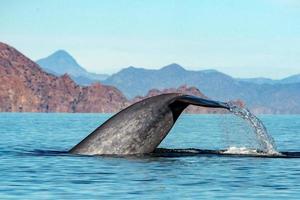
[0,113,300,199]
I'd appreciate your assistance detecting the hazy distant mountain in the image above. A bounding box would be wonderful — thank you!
[37,50,109,85]
[104,63,300,114]
[104,63,239,99]
[280,74,300,84]
[238,74,300,85]
[238,77,276,85]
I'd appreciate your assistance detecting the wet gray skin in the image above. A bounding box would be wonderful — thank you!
[69,93,229,155]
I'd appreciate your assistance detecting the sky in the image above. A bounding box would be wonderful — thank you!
[1,0,300,78]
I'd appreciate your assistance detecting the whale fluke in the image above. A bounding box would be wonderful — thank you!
[69,93,229,155]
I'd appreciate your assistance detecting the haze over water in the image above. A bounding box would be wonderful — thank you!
[1,113,300,199]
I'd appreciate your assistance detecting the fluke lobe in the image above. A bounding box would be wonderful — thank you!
[69,93,229,155]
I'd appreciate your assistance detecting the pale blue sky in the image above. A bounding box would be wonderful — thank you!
[1,0,300,78]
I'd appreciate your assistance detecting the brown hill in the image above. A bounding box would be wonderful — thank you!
[0,42,127,112]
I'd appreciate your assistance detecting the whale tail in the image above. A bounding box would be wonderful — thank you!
[169,94,229,121]
[69,93,230,155]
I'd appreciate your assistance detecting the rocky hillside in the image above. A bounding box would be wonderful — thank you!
[0,42,127,112]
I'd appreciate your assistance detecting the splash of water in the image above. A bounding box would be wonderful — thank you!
[227,102,279,155]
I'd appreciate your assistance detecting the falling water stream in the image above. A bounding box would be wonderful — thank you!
[225,102,280,155]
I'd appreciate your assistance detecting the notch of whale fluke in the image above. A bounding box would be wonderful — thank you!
[69,93,229,155]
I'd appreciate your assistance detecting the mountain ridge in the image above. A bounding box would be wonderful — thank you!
[37,51,300,86]
[103,64,300,114]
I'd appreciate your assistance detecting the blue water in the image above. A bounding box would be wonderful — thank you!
[1,113,300,199]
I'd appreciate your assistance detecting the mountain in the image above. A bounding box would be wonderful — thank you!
[2,42,300,114]
[238,74,300,85]
[37,50,109,85]
[280,74,300,84]
[0,42,229,114]
[237,77,276,85]
[0,42,126,112]
[104,63,239,100]
[104,64,300,114]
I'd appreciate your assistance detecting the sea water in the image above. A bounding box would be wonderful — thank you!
[0,113,300,199]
